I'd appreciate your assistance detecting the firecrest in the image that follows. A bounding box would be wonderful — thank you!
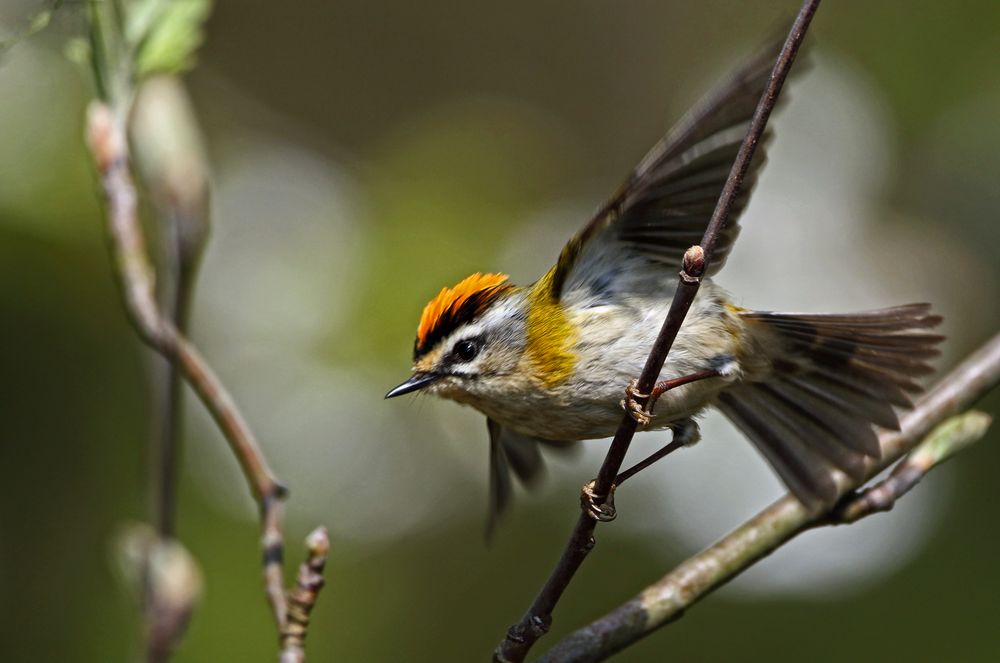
[386,40,942,534]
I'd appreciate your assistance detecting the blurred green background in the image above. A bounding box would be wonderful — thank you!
[1,1,999,661]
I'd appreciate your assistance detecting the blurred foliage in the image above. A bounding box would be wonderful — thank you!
[73,0,212,102]
[0,0,58,59]
[0,1,998,662]
[128,0,212,77]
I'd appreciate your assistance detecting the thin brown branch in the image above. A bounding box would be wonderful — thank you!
[539,332,1000,662]
[492,3,820,660]
[84,6,330,661]
[154,342,185,539]
[280,528,331,663]
[829,410,991,524]
[131,75,212,541]
[86,101,299,632]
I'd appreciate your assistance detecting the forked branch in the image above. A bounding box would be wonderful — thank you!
[87,101,328,659]
[493,2,821,660]
[539,332,1000,662]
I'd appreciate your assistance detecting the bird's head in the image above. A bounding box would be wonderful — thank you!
[385,273,527,401]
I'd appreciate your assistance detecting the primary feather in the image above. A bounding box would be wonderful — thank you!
[549,36,787,304]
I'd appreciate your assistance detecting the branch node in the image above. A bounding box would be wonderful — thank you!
[280,527,331,662]
[539,397,999,661]
[681,245,706,282]
[85,9,331,662]
[496,616,551,662]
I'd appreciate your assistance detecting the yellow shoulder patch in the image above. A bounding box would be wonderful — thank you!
[525,267,578,388]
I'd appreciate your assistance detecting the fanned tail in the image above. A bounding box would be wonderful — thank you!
[717,303,943,506]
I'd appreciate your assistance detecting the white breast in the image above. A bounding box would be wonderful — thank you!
[469,280,749,441]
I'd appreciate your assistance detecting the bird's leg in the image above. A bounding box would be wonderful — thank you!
[615,419,701,485]
[621,369,721,426]
[595,357,734,521]
[580,419,701,522]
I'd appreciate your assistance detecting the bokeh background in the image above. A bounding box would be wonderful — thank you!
[2,1,999,661]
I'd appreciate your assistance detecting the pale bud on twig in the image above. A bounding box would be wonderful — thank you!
[681,245,706,281]
[115,524,203,663]
[131,75,211,274]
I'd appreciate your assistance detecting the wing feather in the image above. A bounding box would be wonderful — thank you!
[485,418,576,540]
[549,35,796,301]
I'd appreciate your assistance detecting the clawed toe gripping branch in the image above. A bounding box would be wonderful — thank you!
[581,418,698,524]
[586,370,713,522]
[581,481,617,523]
[494,2,823,660]
[621,370,722,426]
[537,337,999,662]
[494,2,999,661]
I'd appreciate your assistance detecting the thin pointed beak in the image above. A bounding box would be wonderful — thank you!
[385,372,440,399]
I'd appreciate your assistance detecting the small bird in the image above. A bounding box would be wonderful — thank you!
[385,41,942,535]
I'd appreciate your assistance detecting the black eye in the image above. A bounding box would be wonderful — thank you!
[454,339,479,362]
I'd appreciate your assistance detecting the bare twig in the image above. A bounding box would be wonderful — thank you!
[829,411,991,524]
[84,5,330,661]
[154,332,186,539]
[493,3,820,660]
[131,75,212,540]
[280,528,331,663]
[87,101,295,631]
[539,332,1000,662]
[114,523,203,663]
[129,529,204,663]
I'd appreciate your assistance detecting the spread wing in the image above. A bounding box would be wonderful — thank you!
[486,418,576,541]
[549,36,793,302]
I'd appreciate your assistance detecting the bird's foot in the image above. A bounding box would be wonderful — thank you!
[580,480,616,522]
[621,379,654,426]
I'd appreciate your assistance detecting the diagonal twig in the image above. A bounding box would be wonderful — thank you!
[828,410,991,525]
[538,332,1000,662]
[492,2,821,660]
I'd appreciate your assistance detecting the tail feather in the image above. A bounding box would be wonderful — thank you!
[717,303,943,508]
[718,390,840,504]
[787,372,901,429]
[764,379,881,456]
[807,360,924,404]
[753,382,868,481]
[756,303,942,327]
[766,326,944,354]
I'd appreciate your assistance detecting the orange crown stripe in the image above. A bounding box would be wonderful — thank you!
[416,272,511,348]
